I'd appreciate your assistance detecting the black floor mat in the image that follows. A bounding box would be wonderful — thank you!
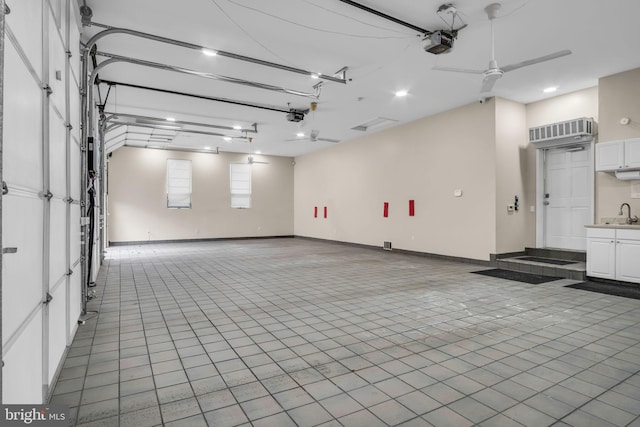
[517,256,578,265]
[472,269,562,284]
[565,281,640,300]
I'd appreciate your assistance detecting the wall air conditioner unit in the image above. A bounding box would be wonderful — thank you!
[528,117,596,148]
[615,170,640,181]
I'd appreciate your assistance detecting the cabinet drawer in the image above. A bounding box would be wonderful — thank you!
[617,229,640,240]
[586,228,615,239]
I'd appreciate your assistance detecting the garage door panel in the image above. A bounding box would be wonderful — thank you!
[69,83,80,138]
[50,199,67,282]
[50,112,67,196]
[48,12,67,117]
[2,310,44,404]
[5,0,43,81]
[3,41,43,191]
[48,283,68,383]
[69,265,82,338]
[70,141,81,200]
[70,204,82,262]
[2,195,44,337]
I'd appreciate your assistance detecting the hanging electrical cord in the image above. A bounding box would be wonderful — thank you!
[86,172,96,292]
[209,0,296,66]
[226,0,415,39]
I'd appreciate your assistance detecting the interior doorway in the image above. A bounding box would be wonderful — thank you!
[537,141,594,250]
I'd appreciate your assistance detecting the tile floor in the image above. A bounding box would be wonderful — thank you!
[50,238,640,426]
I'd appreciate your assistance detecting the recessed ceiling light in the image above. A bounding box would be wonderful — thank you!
[204,146,211,150]
[166,117,176,122]
[543,86,558,93]
[296,132,305,137]
[202,49,217,57]
[255,151,261,154]
[233,125,242,130]
[223,137,232,142]
[395,90,408,97]
[310,73,320,79]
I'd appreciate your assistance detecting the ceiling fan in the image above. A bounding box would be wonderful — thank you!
[433,3,572,93]
[285,129,340,144]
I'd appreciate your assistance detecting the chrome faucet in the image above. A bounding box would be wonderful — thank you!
[619,203,639,224]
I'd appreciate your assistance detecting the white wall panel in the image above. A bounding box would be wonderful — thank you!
[50,111,67,196]
[3,41,43,191]
[2,311,44,404]
[5,0,43,81]
[1,195,44,340]
[48,12,66,117]
[48,284,67,383]
[49,200,67,282]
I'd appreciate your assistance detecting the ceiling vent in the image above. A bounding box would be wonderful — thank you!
[529,117,595,146]
[351,117,398,132]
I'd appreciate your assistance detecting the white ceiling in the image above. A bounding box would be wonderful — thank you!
[82,0,640,157]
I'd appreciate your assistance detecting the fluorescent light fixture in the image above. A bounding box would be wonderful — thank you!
[395,90,408,97]
[255,151,261,154]
[223,137,232,142]
[204,146,211,150]
[166,117,176,122]
[202,48,217,57]
[296,132,305,137]
[233,125,242,130]
[543,86,558,93]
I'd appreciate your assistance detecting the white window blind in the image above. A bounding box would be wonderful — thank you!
[230,163,251,208]
[166,159,192,208]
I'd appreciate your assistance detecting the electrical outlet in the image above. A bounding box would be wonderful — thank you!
[507,204,515,212]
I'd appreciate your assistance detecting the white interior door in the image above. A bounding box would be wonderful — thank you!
[543,144,593,250]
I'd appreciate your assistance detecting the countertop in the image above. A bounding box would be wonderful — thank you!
[585,223,640,230]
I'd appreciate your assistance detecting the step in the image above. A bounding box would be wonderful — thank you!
[524,247,586,262]
[496,257,586,281]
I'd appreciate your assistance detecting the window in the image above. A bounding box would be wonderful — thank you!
[230,163,251,208]
[166,159,192,208]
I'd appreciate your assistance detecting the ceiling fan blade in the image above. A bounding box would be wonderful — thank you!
[433,65,484,75]
[501,49,572,73]
[480,75,498,93]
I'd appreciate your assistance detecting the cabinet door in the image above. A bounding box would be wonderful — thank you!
[587,238,616,279]
[616,239,640,284]
[595,141,624,172]
[624,138,640,169]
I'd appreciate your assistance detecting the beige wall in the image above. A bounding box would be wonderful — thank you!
[294,100,498,261]
[107,147,294,242]
[107,68,640,256]
[597,68,640,220]
[495,98,531,253]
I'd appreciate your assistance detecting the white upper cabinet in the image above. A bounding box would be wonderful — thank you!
[596,138,640,171]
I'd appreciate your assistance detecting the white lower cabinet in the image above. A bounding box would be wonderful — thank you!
[587,228,640,283]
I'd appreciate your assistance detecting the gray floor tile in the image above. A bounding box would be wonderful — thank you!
[49,239,640,427]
